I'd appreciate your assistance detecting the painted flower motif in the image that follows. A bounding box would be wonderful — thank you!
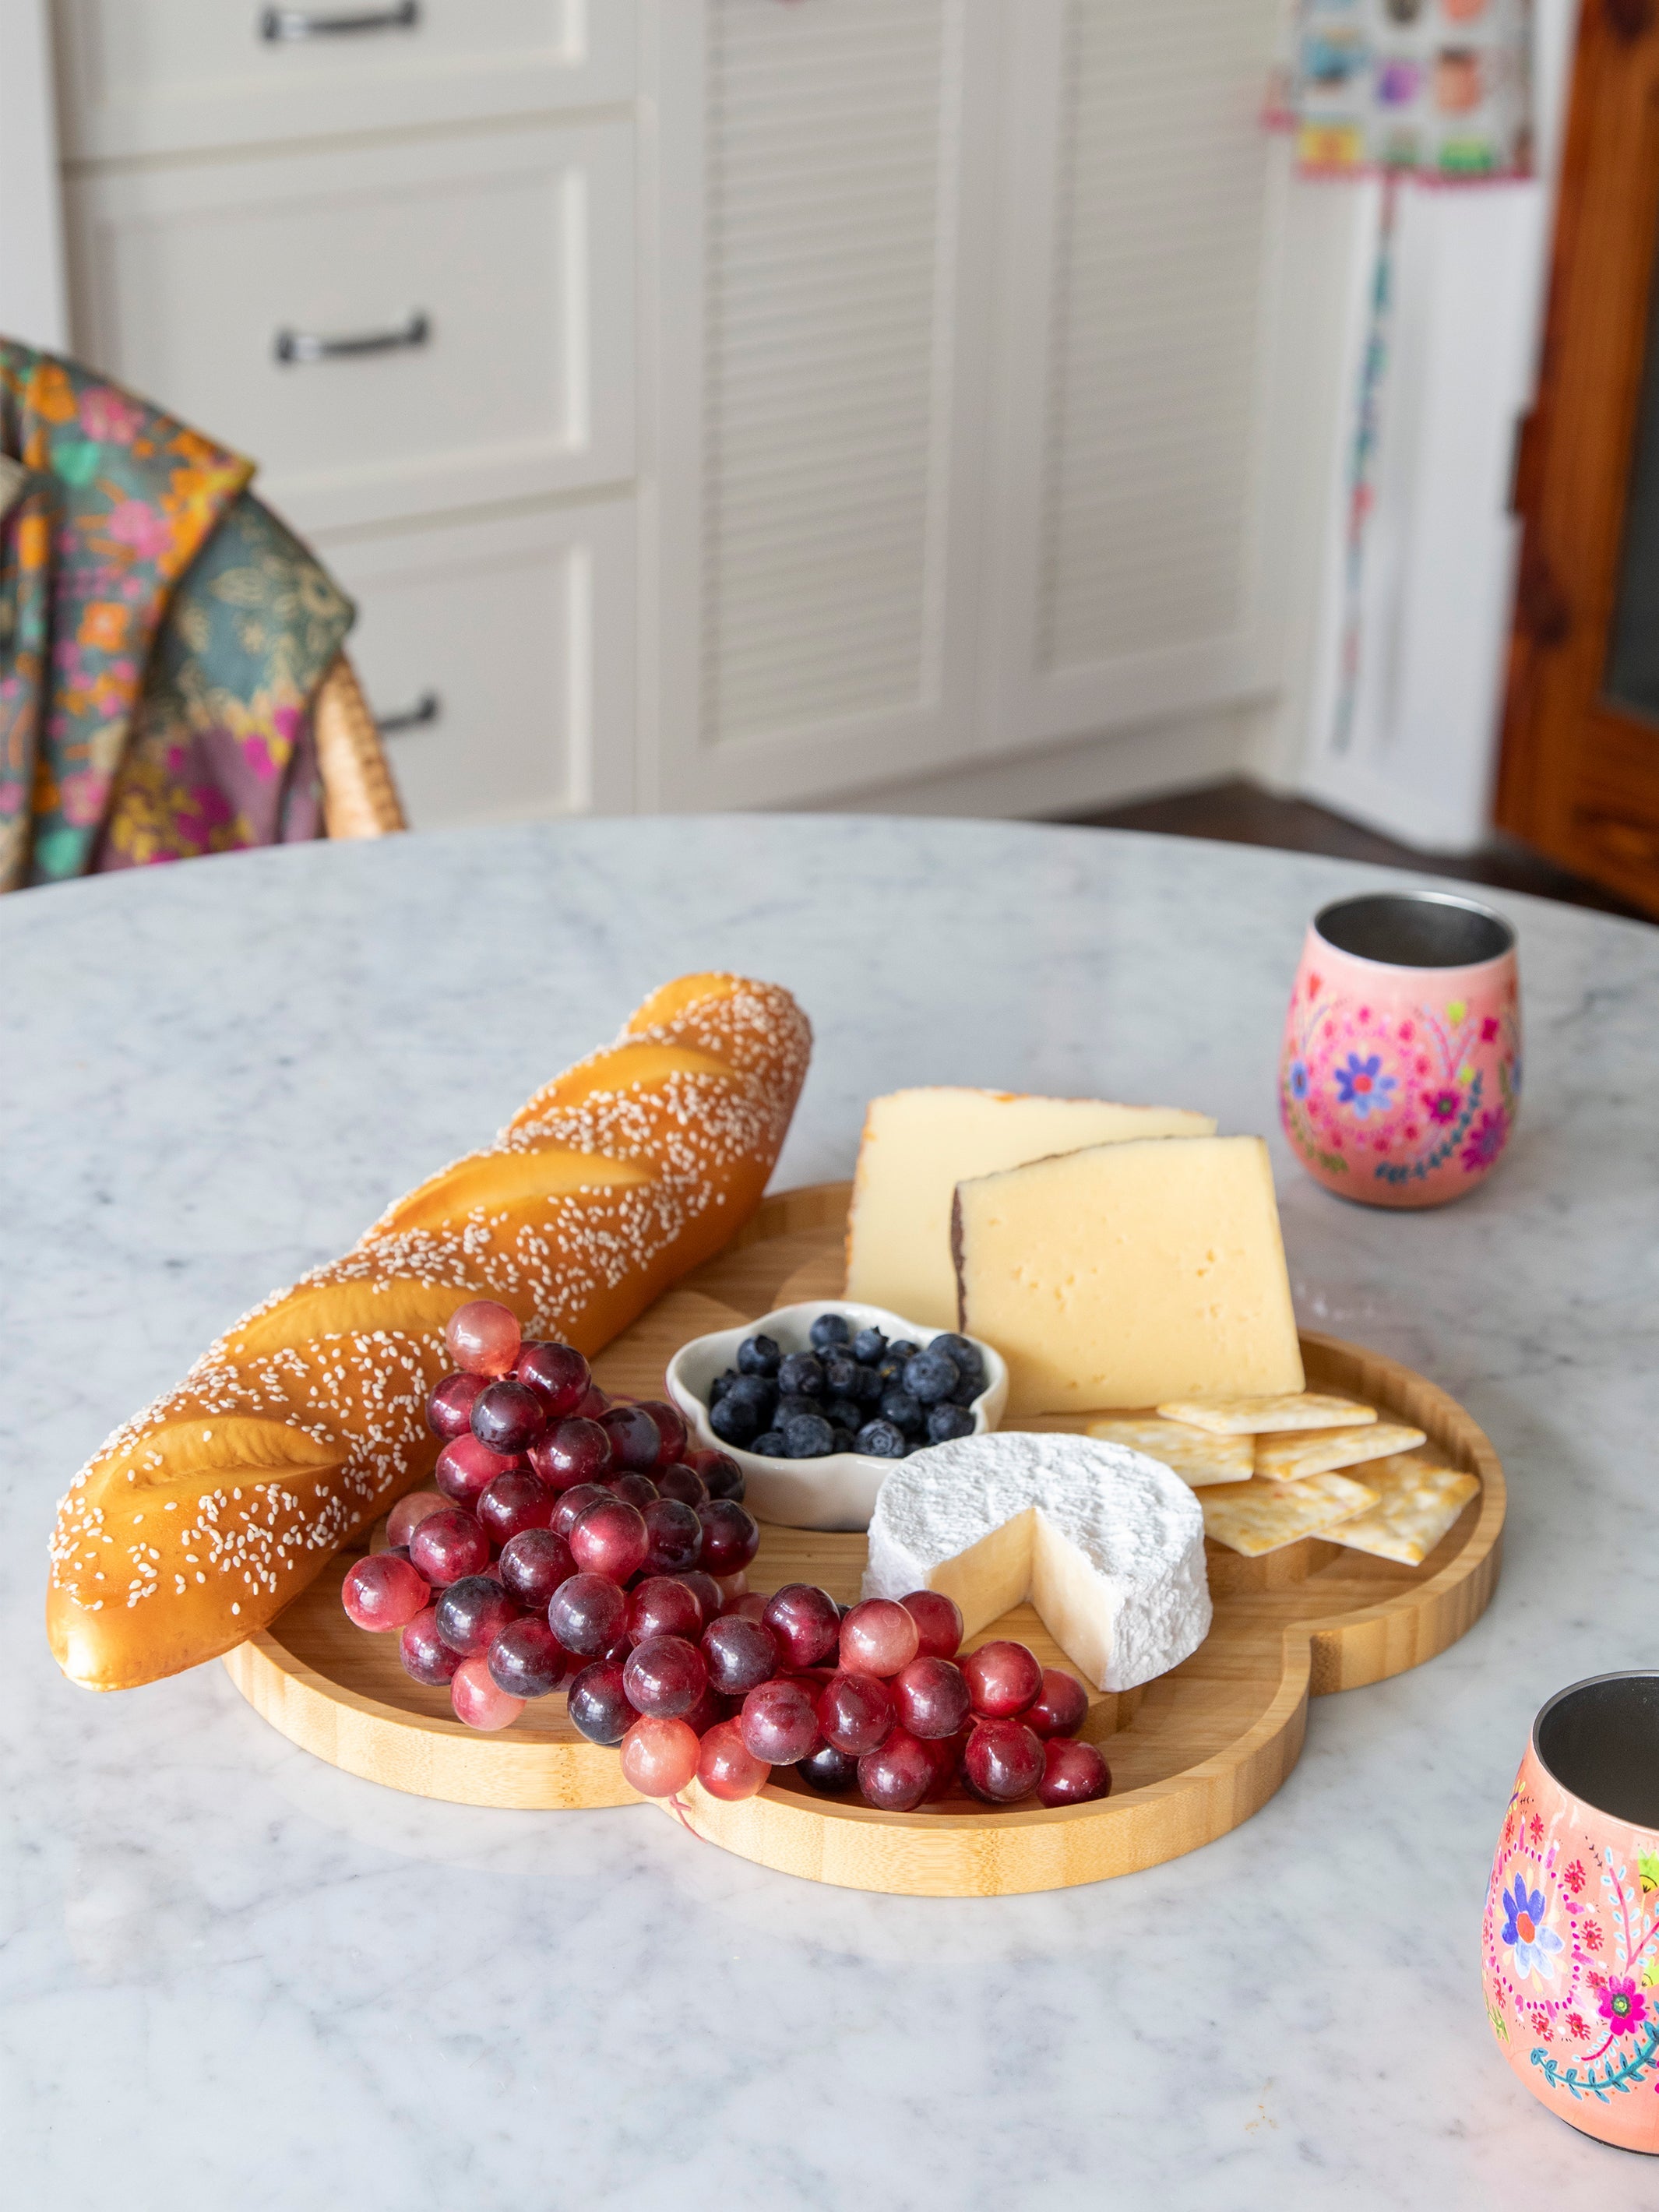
[1564,1860,1587,1895]
[1529,2003,1552,2039]
[1529,1812,1545,1844]
[1598,1977,1647,2037]
[1461,1106,1509,1173]
[77,385,143,445]
[1333,1052,1397,1119]
[1481,1016,1499,1043]
[1425,1087,1461,1123]
[1501,1876,1565,1981]
[1288,1057,1310,1101]
[1580,1918,1604,1953]
[1566,2011,1590,2041]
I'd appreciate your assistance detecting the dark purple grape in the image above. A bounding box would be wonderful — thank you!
[604,1471,659,1510]
[655,1461,708,1508]
[797,1739,860,1794]
[763,1583,843,1669]
[548,1571,629,1657]
[622,1635,708,1719]
[636,1399,689,1464]
[435,1574,520,1658]
[400,1605,462,1686]
[408,1507,490,1588]
[497,1527,576,1611]
[487,1616,568,1698]
[426,1370,485,1442]
[599,1403,664,1472]
[891,1655,971,1739]
[962,1718,1045,1804]
[477,1471,555,1547]
[529,1418,611,1492]
[816,1671,894,1756]
[550,1481,610,1538]
[696,1498,759,1577]
[858,1727,933,1811]
[701,1614,779,1697]
[626,1576,704,1643]
[470,1377,548,1454]
[643,1496,703,1575]
[677,1571,723,1624]
[739,1678,819,1765]
[512,1340,590,1418]
[699,1452,746,1503]
[567,1659,632,1746]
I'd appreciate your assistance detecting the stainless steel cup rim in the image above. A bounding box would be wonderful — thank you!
[1313,888,1516,973]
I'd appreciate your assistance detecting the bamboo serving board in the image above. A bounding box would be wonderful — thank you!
[224,1182,1506,1896]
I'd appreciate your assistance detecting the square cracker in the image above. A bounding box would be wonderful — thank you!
[1086,1414,1254,1487]
[1255,1419,1428,1482]
[1324,1453,1480,1566]
[1200,1471,1379,1556]
[1155,1392,1378,1436]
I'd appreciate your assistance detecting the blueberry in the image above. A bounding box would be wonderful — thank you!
[822,1354,861,1398]
[750,1429,787,1459]
[775,1392,822,1425]
[928,1333,985,1387]
[810,1313,853,1351]
[710,1394,760,1446]
[783,1412,836,1458]
[777,1350,825,1397]
[846,1363,884,1408]
[926,1403,976,1443]
[830,1427,859,1454]
[886,1341,920,1365]
[854,1418,908,1459]
[738,1333,781,1378]
[948,1371,981,1407]
[709,1368,738,1406]
[879,1388,924,1436]
[850,1327,887,1365]
[903,1350,959,1405]
[823,1396,863,1433]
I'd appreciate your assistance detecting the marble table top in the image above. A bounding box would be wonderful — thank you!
[4,817,1657,2210]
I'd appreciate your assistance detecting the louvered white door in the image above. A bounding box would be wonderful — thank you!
[977,0,1290,756]
[647,0,999,808]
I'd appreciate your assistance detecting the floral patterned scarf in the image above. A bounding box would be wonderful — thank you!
[0,343,353,891]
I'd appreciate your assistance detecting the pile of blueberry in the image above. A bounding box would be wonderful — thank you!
[706,1312,986,1460]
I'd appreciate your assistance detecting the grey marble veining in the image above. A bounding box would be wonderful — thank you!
[3,815,1658,2210]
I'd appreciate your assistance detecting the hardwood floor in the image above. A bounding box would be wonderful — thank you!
[1062,779,1651,921]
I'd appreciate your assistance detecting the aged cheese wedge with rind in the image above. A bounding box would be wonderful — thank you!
[954,1134,1305,1418]
[844,1087,1215,1331]
[861,1432,1211,1692]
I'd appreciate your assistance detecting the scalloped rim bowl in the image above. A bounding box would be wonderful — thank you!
[664,1300,1009,1532]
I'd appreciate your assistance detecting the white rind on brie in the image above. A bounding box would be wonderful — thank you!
[861,1432,1211,1692]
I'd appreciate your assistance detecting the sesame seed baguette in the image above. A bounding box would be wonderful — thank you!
[48,974,812,1692]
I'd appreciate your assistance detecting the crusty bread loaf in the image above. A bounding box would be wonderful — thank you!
[48,974,811,1692]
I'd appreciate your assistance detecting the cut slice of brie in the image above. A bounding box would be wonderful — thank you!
[861,1432,1211,1692]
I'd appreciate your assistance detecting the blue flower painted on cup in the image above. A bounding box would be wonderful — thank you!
[1500,1875,1564,1983]
[1333,1051,1397,1120]
[1289,1057,1311,1101]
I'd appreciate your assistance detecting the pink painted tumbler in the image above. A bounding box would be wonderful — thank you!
[1279,889,1520,1208]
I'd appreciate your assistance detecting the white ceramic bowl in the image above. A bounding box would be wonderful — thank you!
[665,1300,1008,1533]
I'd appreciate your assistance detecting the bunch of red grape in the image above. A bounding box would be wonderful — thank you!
[341,1297,1111,1813]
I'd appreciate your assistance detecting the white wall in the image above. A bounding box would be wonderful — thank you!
[0,0,68,349]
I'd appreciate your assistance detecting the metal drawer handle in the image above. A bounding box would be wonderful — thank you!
[375,690,440,735]
[260,3,419,40]
[274,310,430,365]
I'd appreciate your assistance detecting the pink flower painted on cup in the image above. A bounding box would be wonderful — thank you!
[1280,891,1520,1209]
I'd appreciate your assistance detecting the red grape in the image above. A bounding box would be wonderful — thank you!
[604,1471,659,1510]
[840,1599,920,1679]
[487,1616,568,1698]
[682,1682,731,1737]
[901,1589,963,1660]
[342,1552,429,1631]
[655,1461,708,1508]
[386,1488,446,1548]
[470,1377,547,1455]
[623,1634,707,1719]
[858,1726,933,1812]
[960,1640,1044,1719]
[923,1727,970,1801]
[435,1574,520,1657]
[567,1658,631,1745]
[688,1448,746,1502]
[798,1739,860,1794]
[570,1498,650,1583]
[400,1605,462,1686]
[426,1370,485,1442]
[696,1499,760,1577]
[1026,1668,1090,1741]
[715,1570,750,1605]
[642,1496,703,1575]
[409,1507,490,1587]
[815,1671,894,1756]
[763,1583,842,1668]
[697,1719,771,1802]
[548,1572,629,1657]
[477,1472,555,1547]
[636,1398,688,1464]
[962,1717,1045,1803]
[529,1416,612,1492]
[435,1432,522,1509]
[701,1614,779,1696]
[1038,1738,1111,1807]
[599,1404,663,1472]
[513,1339,590,1418]
[497,1527,576,1611]
[722,1590,770,1622]
[627,1576,705,1643]
[891,1655,971,1739]
[740,1678,820,1764]
[678,1570,723,1623]
[576,1382,611,1419]
[445,1298,521,1377]
[451,1655,524,1730]
[551,1481,610,1538]
[620,1714,700,1796]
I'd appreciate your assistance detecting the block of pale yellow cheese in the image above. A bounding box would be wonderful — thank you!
[844,1087,1214,1330]
[953,1133,1305,1418]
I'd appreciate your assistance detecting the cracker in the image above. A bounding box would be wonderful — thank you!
[1155,1392,1379,1436]
[1086,1414,1255,1487]
[1324,1453,1480,1566]
[1199,1471,1379,1556]
[1254,1419,1428,1482]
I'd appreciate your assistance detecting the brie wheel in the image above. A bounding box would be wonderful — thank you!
[861,1432,1212,1692]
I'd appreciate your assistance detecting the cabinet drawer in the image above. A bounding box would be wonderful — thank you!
[66,124,632,535]
[55,1,636,162]
[319,499,636,829]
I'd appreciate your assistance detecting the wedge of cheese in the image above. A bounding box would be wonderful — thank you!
[861,1431,1210,1691]
[953,1133,1304,1418]
[844,1087,1214,1330]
